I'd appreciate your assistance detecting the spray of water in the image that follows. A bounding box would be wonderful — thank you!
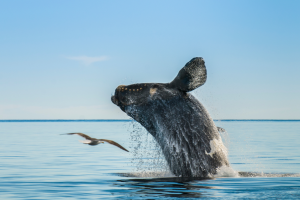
[126,120,173,177]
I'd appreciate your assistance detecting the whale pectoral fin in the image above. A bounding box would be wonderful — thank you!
[169,57,207,92]
[217,127,226,132]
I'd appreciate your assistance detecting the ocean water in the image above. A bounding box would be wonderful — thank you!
[0,120,299,199]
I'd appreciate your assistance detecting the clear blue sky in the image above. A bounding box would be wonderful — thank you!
[0,0,299,119]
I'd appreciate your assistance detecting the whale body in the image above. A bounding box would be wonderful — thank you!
[111,57,229,177]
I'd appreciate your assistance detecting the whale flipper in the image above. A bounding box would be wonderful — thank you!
[217,127,226,132]
[170,57,207,92]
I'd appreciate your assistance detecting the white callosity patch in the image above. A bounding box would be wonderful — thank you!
[150,88,157,97]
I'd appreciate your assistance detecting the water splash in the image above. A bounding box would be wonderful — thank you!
[126,120,171,177]
[219,128,230,150]
[213,166,239,177]
[123,120,299,179]
[238,172,300,177]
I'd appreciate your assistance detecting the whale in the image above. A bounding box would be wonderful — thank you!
[111,57,229,177]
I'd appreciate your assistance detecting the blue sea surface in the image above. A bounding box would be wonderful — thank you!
[0,120,299,199]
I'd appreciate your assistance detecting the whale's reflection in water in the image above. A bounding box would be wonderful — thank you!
[110,172,300,199]
[109,174,216,198]
[113,175,216,198]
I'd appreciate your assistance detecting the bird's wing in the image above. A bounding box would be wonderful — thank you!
[66,133,96,140]
[98,139,129,152]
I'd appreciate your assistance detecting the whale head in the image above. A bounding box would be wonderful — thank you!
[111,57,207,115]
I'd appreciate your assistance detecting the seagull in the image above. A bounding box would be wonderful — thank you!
[62,132,129,152]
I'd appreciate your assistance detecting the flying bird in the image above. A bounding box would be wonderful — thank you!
[62,132,129,152]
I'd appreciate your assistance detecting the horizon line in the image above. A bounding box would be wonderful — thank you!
[0,119,300,122]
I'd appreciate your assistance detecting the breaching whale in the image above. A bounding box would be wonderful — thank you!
[111,57,229,177]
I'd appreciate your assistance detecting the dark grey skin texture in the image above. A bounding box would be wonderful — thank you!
[111,57,229,177]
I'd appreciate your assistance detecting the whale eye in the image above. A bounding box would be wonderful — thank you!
[152,84,159,88]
